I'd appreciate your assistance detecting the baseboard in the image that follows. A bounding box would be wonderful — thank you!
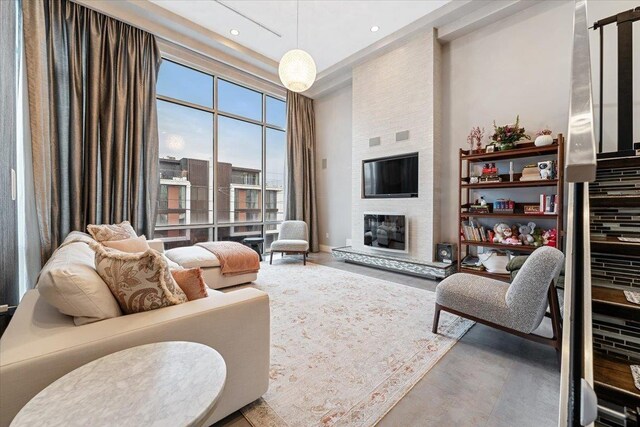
[319,244,334,253]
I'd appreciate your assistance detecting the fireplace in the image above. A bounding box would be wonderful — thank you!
[363,213,408,253]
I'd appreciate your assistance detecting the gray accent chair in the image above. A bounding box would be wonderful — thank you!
[433,246,564,363]
[270,221,310,265]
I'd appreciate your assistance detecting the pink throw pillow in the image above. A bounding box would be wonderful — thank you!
[171,268,208,301]
[102,235,150,253]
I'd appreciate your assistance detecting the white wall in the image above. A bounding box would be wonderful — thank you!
[314,0,639,253]
[351,29,441,261]
[315,85,353,250]
[439,0,640,244]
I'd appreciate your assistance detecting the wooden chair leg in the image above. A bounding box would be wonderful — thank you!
[303,252,306,265]
[270,252,273,265]
[548,283,563,369]
[432,303,441,334]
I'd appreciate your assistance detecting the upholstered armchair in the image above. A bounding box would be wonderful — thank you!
[433,246,565,363]
[270,221,310,265]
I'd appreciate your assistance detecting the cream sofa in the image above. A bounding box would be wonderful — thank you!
[0,235,270,427]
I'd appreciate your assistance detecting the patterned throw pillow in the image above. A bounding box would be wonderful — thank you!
[87,221,137,242]
[91,242,188,314]
[171,268,208,301]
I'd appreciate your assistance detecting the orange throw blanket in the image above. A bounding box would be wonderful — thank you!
[196,241,260,276]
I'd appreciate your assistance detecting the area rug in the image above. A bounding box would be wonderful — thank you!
[241,261,473,427]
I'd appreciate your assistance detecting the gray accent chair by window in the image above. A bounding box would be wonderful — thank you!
[433,246,564,363]
[270,220,310,265]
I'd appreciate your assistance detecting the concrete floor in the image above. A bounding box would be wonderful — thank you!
[214,252,560,427]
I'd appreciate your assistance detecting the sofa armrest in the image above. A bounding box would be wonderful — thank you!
[0,288,270,427]
[147,238,165,253]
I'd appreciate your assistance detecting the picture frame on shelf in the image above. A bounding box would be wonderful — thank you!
[524,204,542,214]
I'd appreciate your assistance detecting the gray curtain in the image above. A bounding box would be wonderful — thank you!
[23,0,161,262]
[285,91,319,252]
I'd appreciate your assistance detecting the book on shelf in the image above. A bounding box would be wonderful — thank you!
[539,193,559,214]
[519,160,557,181]
[461,255,484,270]
[469,205,491,213]
[461,220,491,242]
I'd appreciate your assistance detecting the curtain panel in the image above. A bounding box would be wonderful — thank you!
[285,91,319,252]
[23,0,161,262]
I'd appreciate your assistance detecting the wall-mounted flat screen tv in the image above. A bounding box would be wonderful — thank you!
[362,153,418,198]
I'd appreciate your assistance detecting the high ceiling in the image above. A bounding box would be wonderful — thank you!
[150,0,451,73]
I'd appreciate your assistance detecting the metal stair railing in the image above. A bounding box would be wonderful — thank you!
[557,1,598,426]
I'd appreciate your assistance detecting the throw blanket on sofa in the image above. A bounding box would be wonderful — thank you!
[196,242,260,276]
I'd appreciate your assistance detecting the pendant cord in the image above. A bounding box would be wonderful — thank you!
[296,0,299,48]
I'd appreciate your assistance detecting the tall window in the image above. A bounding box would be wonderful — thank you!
[155,59,286,250]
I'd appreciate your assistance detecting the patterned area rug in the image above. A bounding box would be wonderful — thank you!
[241,261,473,426]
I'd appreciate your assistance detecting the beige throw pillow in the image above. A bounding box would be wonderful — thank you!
[91,243,188,314]
[87,221,137,242]
[37,240,123,326]
[102,235,150,253]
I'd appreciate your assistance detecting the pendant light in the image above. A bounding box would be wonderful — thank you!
[278,0,316,92]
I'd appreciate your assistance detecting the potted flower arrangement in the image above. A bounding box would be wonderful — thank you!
[534,128,554,147]
[488,115,529,151]
[467,126,485,153]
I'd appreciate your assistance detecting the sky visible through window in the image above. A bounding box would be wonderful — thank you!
[157,60,213,108]
[157,60,286,184]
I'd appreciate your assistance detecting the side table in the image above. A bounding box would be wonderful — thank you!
[11,341,226,427]
[243,237,265,261]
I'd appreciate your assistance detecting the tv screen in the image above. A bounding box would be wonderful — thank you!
[362,153,418,198]
[363,213,408,252]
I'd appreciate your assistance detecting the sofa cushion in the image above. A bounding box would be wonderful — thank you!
[92,243,188,314]
[37,240,123,326]
[102,235,150,253]
[171,268,208,301]
[87,221,137,242]
[165,246,220,268]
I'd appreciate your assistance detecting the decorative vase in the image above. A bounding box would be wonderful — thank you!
[535,134,553,147]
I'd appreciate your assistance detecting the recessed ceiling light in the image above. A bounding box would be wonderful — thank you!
[230,29,240,36]
[370,26,379,32]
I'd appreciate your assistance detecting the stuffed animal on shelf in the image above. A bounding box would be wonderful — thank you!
[511,225,519,240]
[518,222,537,245]
[543,228,558,247]
[493,223,510,243]
[502,226,522,245]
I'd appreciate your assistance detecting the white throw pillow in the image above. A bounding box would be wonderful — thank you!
[37,241,122,326]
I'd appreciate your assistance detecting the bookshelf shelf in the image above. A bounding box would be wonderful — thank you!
[460,212,558,219]
[461,141,560,162]
[460,240,538,252]
[457,134,565,282]
[461,179,559,189]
